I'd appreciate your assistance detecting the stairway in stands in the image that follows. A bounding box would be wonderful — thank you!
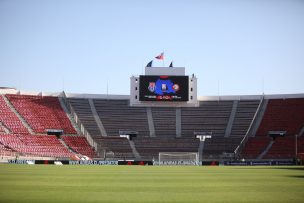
[128,139,141,159]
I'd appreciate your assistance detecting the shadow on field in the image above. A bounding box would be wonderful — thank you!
[286,175,304,179]
[228,167,304,171]
[274,167,304,171]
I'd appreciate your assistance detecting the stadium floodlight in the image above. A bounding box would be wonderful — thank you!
[119,130,138,140]
[268,131,286,137]
[194,131,212,141]
[268,131,286,140]
[194,131,212,162]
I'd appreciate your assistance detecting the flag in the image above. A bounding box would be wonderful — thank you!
[169,61,173,67]
[146,60,153,67]
[155,52,164,60]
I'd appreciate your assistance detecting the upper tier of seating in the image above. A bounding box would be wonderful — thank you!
[152,107,176,137]
[7,95,76,134]
[0,96,29,134]
[93,99,149,137]
[230,100,260,137]
[181,101,233,137]
[256,98,304,136]
[67,98,101,137]
[0,134,74,158]
[61,135,97,158]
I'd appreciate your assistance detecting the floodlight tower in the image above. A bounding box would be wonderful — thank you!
[194,131,213,162]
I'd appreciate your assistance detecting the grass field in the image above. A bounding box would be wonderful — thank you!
[0,165,303,203]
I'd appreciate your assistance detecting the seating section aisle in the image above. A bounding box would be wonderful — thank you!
[0,134,74,158]
[61,135,97,158]
[0,96,29,134]
[7,95,76,134]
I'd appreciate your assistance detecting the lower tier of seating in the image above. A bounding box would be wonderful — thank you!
[264,136,304,159]
[0,142,17,157]
[241,137,271,159]
[133,137,200,160]
[0,134,74,158]
[61,135,97,158]
[94,137,134,159]
[203,137,242,159]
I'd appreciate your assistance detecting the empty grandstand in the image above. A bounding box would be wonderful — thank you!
[0,65,303,163]
[1,88,303,162]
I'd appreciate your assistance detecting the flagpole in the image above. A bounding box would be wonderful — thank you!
[163,50,165,67]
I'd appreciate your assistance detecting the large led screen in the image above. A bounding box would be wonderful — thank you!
[139,75,189,101]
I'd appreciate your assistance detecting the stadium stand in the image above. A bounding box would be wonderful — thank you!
[181,101,233,137]
[0,126,5,133]
[241,98,304,159]
[1,90,304,161]
[61,135,97,158]
[93,99,150,136]
[0,134,74,158]
[94,137,134,159]
[241,136,272,159]
[203,137,242,159]
[6,95,77,134]
[133,137,200,160]
[0,141,16,157]
[256,98,304,136]
[0,96,29,134]
[230,100,260,137]
[67,98,101,137]
[264,136,295,159]
[151,107,176,137]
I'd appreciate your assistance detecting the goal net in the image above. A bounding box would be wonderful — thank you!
[158,152,199,165]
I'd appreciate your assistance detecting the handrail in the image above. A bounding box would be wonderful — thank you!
[60,91,99,152]
[234,95,264,156]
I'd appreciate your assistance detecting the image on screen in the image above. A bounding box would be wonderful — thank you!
[139,75,189,101]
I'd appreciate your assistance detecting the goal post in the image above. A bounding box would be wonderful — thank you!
[158,152,199,165]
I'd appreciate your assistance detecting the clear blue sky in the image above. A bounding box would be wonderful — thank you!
[1,0,303,96]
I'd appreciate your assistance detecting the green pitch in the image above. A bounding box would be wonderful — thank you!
[0,165,303,203]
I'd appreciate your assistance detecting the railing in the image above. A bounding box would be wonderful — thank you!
[60,91,99,153]
[234,96,264,156]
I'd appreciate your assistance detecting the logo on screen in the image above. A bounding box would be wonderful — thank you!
[147,79,180,95]
[148,82,156,92]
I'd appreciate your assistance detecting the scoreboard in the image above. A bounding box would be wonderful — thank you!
[139,75,189,101]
